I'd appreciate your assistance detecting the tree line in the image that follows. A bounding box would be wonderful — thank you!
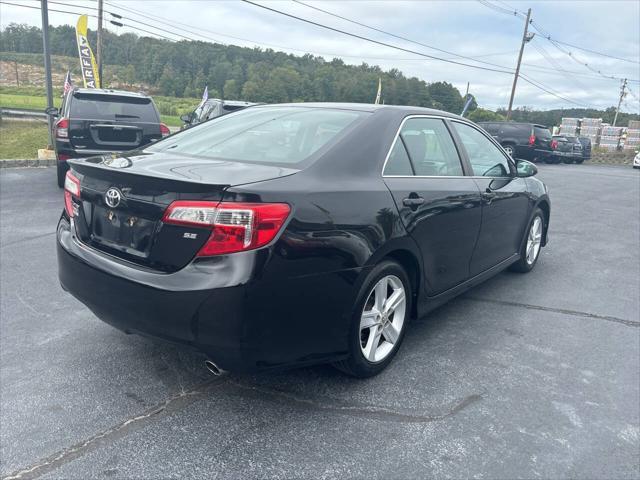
[1,23,638,126]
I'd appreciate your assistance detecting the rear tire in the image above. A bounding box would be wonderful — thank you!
[56,162,67,188]
[501,144,515,157]
[333,260,411,378]
[562,158,574,164]
[510,208,545,273]
[544,156,556,164]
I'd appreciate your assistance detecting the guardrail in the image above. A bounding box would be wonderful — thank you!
[0,107,48,121]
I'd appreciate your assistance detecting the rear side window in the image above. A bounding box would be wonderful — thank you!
[384,140,414,175]
[70,94,159,122]
[534,126,552,139]
[151,106,365,165]
[480,123,498,134]
[397,118,463,176]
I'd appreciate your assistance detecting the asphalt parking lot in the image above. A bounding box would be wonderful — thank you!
[1,164,638,479]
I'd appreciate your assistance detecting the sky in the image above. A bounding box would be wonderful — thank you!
[2,0,639,112]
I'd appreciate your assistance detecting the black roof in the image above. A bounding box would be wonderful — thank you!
[478,120,549,128]
[254,102,464,119]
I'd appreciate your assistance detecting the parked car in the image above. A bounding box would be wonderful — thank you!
[180,98,258,128]
[633,150,640,169]
[478,121,554,163]
[577,136,592,163]
[58,104,550,378]
[551,135,583,163]
[51,88,169,187]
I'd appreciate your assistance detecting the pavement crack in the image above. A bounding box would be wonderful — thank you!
[15,292,50,318]
[228,379,483,423]
[464,297,639,327]
[1,232,56,249]
[2,378,228,480]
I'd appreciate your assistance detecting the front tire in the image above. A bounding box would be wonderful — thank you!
[333,260,411,378]
[510,208,545,273]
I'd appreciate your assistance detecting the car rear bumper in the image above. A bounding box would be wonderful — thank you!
[517,147,552,161]
[57,216,357,372]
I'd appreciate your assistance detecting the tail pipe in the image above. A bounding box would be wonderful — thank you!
[204,359,227,376]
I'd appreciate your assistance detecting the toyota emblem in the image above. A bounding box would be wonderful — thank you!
[105,188,122,208]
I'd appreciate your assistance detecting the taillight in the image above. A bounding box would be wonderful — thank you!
[528,134,536,146]
[55,117,69,139]
[160,123,170,137]
[63,170,80,218]
[57,153,71,162]
[551,139,558,150]
[162,201,291,256]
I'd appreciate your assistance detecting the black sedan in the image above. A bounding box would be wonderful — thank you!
[57,103,550,378]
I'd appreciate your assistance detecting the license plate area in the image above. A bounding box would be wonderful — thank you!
[90,205,156,257]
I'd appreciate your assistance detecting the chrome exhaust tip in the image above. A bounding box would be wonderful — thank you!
[204,360,226,376]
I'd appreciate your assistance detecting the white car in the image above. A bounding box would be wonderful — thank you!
[634,151,640,169]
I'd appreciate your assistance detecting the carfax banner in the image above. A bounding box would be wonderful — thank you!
[75,15,100,89]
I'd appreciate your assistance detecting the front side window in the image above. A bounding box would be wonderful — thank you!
[396,118,463,176]
[150,106,365,166]
[452,122,512,177]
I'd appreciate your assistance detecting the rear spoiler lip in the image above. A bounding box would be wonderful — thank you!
[67,156,232,190]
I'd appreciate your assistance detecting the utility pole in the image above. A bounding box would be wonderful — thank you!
[41,0,54,148]
[97,0,103,87]
[612,78,627,127]
[506,8,532,121]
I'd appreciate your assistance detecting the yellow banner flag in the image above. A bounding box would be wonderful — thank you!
[75,15,100,88]
[374,78,382,105]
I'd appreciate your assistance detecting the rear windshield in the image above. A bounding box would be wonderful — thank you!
[222,104,247,113]
[534,126,551,138]
[70,93,159,122]
[150,106,366,165]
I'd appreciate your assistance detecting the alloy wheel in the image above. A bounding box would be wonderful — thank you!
[359,275,406,363]
[503,145,514,157]
[526,216,543,265]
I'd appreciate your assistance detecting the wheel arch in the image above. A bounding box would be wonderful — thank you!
[535,198,551,246]
[358,239,423,320]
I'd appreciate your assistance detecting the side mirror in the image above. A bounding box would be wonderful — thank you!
[180,113,192,123]
[44,106,59,116]
[516,159,538,178]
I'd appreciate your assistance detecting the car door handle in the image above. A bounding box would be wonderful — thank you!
[402,196,425,207]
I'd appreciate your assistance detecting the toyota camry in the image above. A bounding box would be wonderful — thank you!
[57,103,550,377]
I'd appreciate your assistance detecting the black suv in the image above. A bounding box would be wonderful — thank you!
[52,88,169,187]
[478,122,553,163]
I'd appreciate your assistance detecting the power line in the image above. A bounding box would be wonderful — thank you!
[0,0,616,109]
[477,0,640,64]
[47,0,201,42]
[245,0,606,109]
[54,0,639,84]
[292,0,516,71]
[529,38,591,91]
[240,0,515,74]
[519,73,599,109]
[0,1,185,42]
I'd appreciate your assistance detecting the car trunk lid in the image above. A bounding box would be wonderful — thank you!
[67,152,299,272]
